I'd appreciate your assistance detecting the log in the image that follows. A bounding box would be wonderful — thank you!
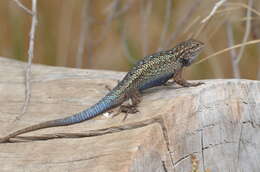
[0,57,259,172]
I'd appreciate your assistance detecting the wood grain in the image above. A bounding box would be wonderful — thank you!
[0,57,259,172]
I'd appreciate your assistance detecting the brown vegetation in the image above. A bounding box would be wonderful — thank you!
[0,0,259,79]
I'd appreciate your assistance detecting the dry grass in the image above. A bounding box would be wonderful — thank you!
[0,0,259,79]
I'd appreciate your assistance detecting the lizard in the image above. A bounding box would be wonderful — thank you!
[0,39,204,143]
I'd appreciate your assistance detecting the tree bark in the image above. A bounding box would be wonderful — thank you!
[0,57,259,172]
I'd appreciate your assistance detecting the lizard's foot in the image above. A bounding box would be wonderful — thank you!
[163,81,175,86]
[120,104,139,121]
[112,104,139,121]
[177,81,204,87]
[119,104,139,121]
[190,81,204,87]
[112,89,141,121]
[120,104,139,114]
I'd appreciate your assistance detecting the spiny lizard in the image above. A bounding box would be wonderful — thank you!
[0,39,204,143]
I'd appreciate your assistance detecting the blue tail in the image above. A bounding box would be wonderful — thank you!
[0,95,118,142]
[53,96,115,126]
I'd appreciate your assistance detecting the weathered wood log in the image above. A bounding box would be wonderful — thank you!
[0,57,259,172]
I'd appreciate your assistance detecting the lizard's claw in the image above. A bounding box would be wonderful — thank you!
[189,81,204,87]
[119,105,139,114]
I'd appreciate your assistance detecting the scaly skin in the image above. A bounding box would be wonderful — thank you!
[0,39,204,143]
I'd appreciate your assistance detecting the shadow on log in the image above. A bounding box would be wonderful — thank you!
[0,57,259,172]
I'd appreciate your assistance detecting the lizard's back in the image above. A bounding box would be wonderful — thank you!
[116,49,181,93]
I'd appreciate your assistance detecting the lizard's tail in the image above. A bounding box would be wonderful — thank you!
[0,96,119,143]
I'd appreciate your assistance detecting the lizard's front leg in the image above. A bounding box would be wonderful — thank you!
[173,69,204,87]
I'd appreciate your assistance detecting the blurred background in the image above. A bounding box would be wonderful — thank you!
[0,0,259,80]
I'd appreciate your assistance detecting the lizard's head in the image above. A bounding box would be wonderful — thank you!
[176,39,204,66]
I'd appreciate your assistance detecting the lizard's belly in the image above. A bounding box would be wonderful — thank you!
[139,73,173,91]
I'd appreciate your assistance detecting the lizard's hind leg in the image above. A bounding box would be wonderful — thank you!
[115,90,142,121]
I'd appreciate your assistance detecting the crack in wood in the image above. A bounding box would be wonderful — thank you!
[41,154,111,165]
[200,129,205,172]
[8,117,161,142]
[172,139,236,170]
[161,160,168,172]
[202,140,236,150]
[236,124,243,172]
[194,123,217,133]
[5,116,175,171]
[156,117,175,170]
[242,120,260,128]
[172,153,191,168]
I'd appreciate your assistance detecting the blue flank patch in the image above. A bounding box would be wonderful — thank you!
[139,73,173,91]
